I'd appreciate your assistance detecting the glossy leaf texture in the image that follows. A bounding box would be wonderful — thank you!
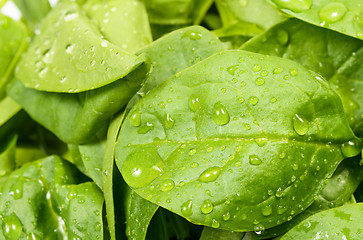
[15,1,145,93]
[268,0,363,40]
[115,50,359,231]
[241,18,363,137]
[247,155,363,239]
[0,13,27,99]
[280,203,363,239]
[7,60,149,144]
[215,0,285,31]
[84,0,152,53]
[0,155,104,239]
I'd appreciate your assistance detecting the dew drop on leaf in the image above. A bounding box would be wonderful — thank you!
[199,166,222,183]
[189,94,200,112]
[227,65,239,76]
[249,155,262,165]
[212,219,220,228]
[129,111,141,127]
[165,113,175,129]
[249,96,259,106]
[201,199,214,214]
[255,77,265,86]
[319,2,347,24]
[261,205,272,216]
[293,113,309,135]
[212,102,230,125]
[181,200,193,217]
[2,213,23,240]
[341,139,361,158]
[160,179,175,192]
[121,149,164,188]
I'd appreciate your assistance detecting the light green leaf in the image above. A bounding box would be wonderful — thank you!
[268,0,363,40]
[0,13,27,99]
[15,2,145,93]
[280,203,363,239]
[115,50,359,231]
[241,18,363,137]
[84,0,152,53]
[13,0,51,31]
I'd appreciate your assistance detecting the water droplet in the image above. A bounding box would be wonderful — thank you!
[255,77,265,86]
[261,205,272,216]
[289,68,298,77]
[207,146,214,152]
[129,111,141,127]
[191,162,199,168]
[249,96,259,106]
[275,187,283,198]
[101,40,109,47]
[121,149,164,188]
[64,11,78,21]
[137,122,154,134]
[273,67,283,74]
[189,149,196,155]
[249,155,262,165]
[270,97,277,103]
[277,29,289,45]
[65,44,75,54]
[293,113,309,135]
[95,222,102,231]
[211,219,220,228]
[199,167,222,183]
[319,2,347,24]
[341,139,361,158]
[77,198,85,204]
[212,102,230,126]
[161,179,175,192]
[227,65,239,76]
[189,94,200,112]
[278,206,287,214]
[165,113,175,129]
[255,138,267,147]
[253,64,261,72]
[2,213,23,240]
[184,30,202,40]
[181,200,193,216]
[10,180,23,200]
[241,81,247,87]
[201,199,214,214]
[271,0,312,12]
[254,224,265,234]
[67,189,78,200]
[222,212,230,221]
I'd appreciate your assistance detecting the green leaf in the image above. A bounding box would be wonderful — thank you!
[115,50,359,231]
[15,1,145,93]
[200,227,245,240]
[13,0,51,31]
[241,18,363,137]
[7,60,148,144]
[248,155,363,239]
[268,0,363,40]
[0,13,27,99]
[279,203,363,239]
[0,135,17,184]
[215,0,285,30]
[0,155,104,239]
[84,0,152,53]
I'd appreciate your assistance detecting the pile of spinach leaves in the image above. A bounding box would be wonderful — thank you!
[1,0,363,239]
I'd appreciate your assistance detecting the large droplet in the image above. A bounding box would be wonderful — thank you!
[184,30,202,40]
[121,149,164,188]
[10,180,24,200]
[293,114,309,135]
[2,213,23,240]
[249,155,262,165]
[161,179,175,192]
[165,113,175,129]
[249,96,259,106]
[129,111,141,127]
[227,65,239,76]
[341,139,361,158]
[201,199,214,214]
[199,167,222,183]
[255,138,268,147]
[271,0,312,13]
[181,200,193,216]
[189,94,200,112]
[212,102,230,126]
[319,2,347,24]
[261,205,272,216]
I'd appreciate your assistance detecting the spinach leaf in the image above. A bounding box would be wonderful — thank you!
[215,0,285,30]
[247,155,363,239]
[84,0,153,53]
[0,155,104,239]
[279,203,363,239]
[0,13,27,99]
[15,1,145,93]
[0,135,17,185]
[7,60,149,144]
[242,18,363,137]
[268,0,363,40]
[13,0,51,31]
[115,50,359,231]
